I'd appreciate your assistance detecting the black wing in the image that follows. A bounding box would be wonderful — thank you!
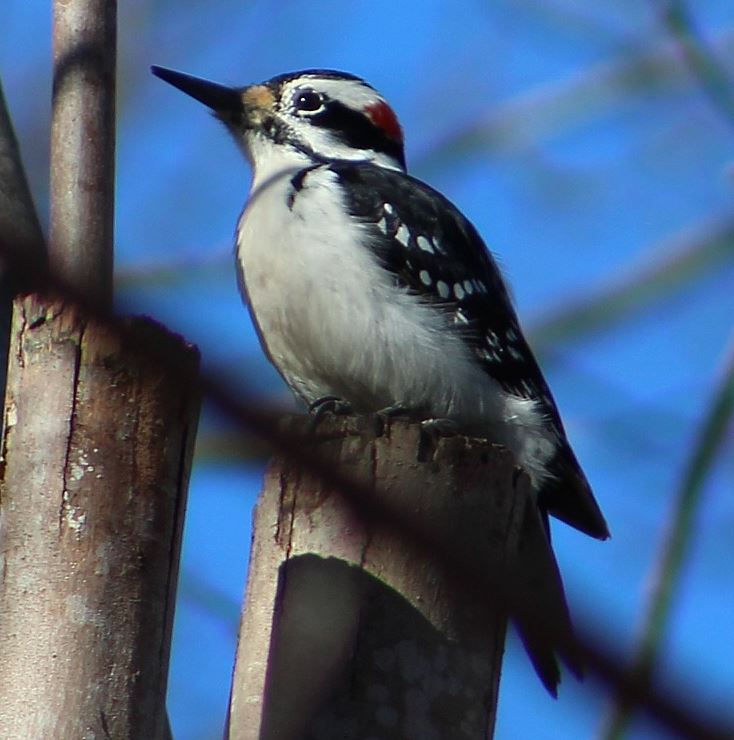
[333,162,609,541]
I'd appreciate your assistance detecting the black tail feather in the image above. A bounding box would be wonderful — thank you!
[542,449,610,541]
[511,503,584,695]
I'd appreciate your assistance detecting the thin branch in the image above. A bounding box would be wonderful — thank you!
[193,428,272,464]
[412,27,734,173]
[657,0,734,131]
[178,570,240,632]
[115,246,231,289]
[50,0,116,307]
[528,214,734,350]
[600,332,734,739]
[115,213,734,360]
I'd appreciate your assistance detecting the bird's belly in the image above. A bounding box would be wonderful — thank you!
[237,209,493,416]
[242,266,397,410]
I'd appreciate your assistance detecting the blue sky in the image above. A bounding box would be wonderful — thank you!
[4,2,734,738]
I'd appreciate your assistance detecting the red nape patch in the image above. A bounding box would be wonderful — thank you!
[365,101,403,142]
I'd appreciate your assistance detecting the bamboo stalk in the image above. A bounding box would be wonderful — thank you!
[227,416,529,739]
[0,295,199,738]
[50,0,116,306]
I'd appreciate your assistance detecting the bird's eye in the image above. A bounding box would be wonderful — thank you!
[294,90,324,113]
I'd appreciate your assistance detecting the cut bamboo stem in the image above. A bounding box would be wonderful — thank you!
[0,295,199,739]
[227,415,530,740]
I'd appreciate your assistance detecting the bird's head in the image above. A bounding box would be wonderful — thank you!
[152,66,406,176]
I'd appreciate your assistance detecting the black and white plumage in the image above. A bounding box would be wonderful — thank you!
[152,65,609,692]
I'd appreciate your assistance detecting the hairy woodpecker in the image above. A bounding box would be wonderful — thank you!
[152,65,609,693]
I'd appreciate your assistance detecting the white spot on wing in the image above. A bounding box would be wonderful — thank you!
[463,279,474,295]
[476,347,498,362]
[453,282,465,300]
[375,216,387,234]
[436,280,450,299]
[508,346,524,360]
[383,203,395,215]
[454,308,469,324]
[396,223,410,246]
[419,270,432,287]
[416,236,434,254]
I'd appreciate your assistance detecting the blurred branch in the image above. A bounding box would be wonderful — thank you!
[509,0,630,43]
[115,246,231,289]
[193,428,271,464]
[657,0,734,130]
[178,570,240,633]
[601,332,734,739]
[528,213,734,350]
[413,27,734,172]
[116,213,734,355]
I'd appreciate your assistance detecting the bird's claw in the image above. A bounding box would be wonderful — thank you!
[308,395,353,427]
[420,417,459,438]
[375,402,410,422]
[416,417,459,461]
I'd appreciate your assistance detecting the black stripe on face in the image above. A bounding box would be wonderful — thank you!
[311,100,405,169]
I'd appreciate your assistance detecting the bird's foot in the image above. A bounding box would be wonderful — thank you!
[376,402,411,421]
[420,417,459,438]
[308,395,353,428]
[417,417,460,460]
[372,402,413,435]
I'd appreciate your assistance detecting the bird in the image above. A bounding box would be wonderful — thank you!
[152,65,609,694]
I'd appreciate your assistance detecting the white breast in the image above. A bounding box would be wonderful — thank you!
[238,164,491,410]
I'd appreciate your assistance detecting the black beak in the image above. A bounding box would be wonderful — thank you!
[151,66,242,114]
